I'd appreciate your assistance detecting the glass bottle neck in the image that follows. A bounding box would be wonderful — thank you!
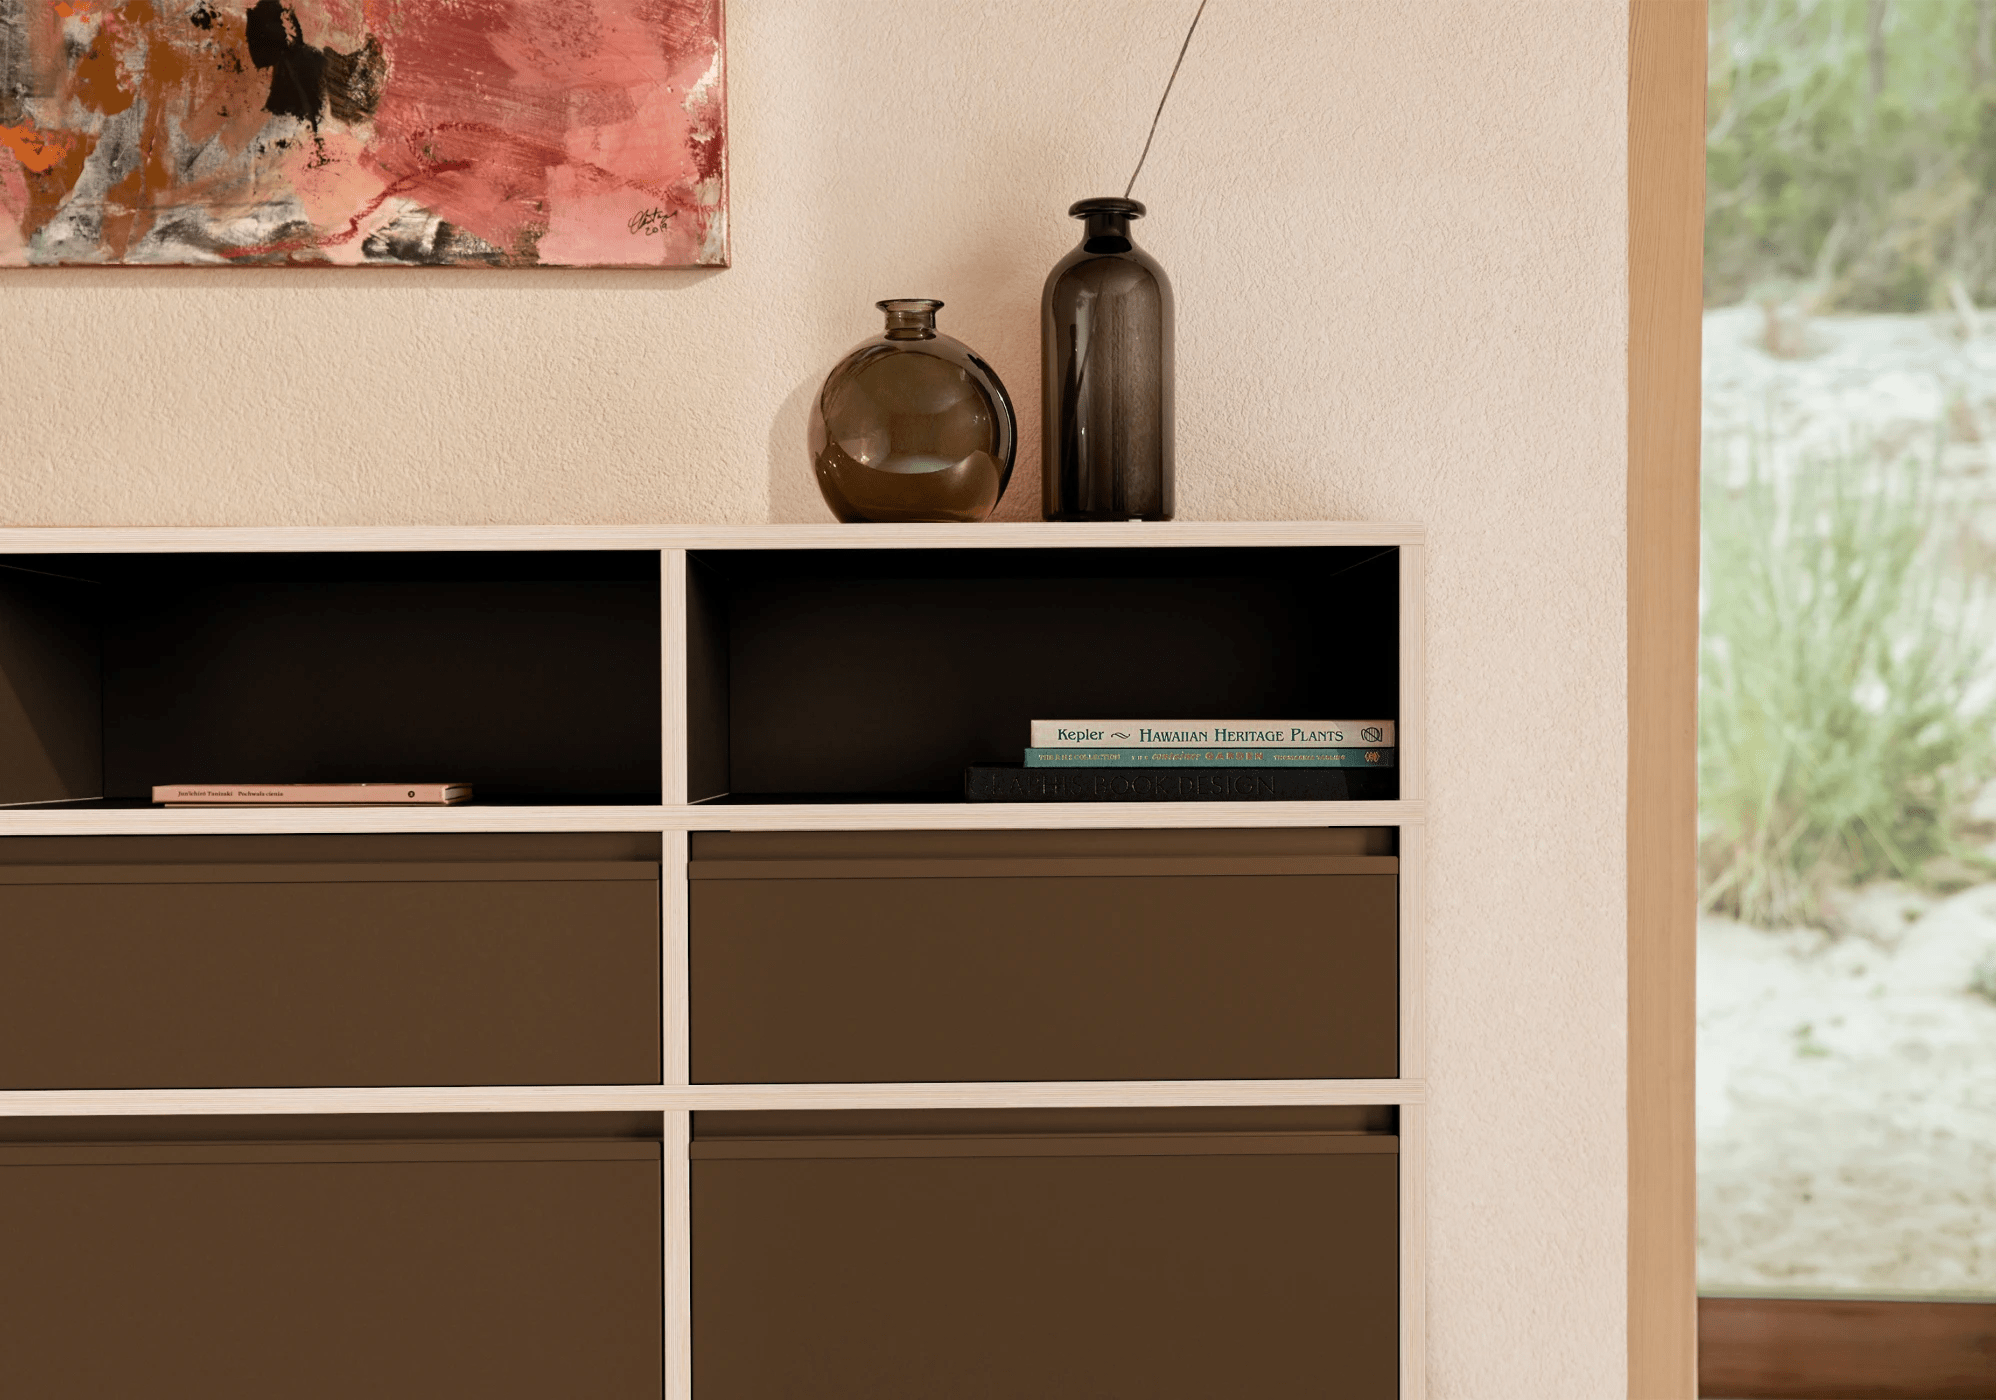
[1081,211,1134,254]
[881,305,939,339]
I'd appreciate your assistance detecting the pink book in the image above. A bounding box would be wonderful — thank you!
[153,783,473,807]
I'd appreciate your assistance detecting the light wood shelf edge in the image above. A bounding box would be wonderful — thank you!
[663,1108,692,1400]
[1398,543,1427,804]
[1398,545,1428,1400]
[662,830,689,1088]
[0,806,677,835]
[662,550,688,806]
[685,802,1426,830]
[0,800,1427,835]
[0,1079,1428,1118]
[0,521,1424,553]
[1400,1099,1429,1399]
[1399,823,1428,1084]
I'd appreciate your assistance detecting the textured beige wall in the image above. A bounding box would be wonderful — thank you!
[0,1,1630,1393]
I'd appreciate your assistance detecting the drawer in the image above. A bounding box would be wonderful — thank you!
[0,834,661,1089]
[0,1113,663,1400]
[690,828,1397,1083]
[692,1106,1399,1399]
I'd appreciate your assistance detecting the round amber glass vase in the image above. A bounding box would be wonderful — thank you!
[810,299,1018,523]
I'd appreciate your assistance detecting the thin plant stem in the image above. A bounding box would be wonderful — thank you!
[1124,0,1210,200]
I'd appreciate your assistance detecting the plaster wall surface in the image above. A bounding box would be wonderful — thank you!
[0,1,1632,1394]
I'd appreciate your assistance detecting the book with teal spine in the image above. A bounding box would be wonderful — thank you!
[1023,747,1394,768]
[1031,720,1394,748]
[966,766,1397,802]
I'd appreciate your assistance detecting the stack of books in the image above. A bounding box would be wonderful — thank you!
[965,721,1396,802]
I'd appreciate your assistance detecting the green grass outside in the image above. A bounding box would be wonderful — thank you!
[1698,431,1995,925]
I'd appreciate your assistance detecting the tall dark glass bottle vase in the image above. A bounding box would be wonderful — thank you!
[1041,197,1174,520]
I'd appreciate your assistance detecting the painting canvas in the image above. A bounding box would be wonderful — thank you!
[0,0,727,265]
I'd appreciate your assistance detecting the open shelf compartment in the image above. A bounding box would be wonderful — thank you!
[684,545,1400,804]
[0,552,663,808]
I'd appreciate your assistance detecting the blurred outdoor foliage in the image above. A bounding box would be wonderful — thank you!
[1709,0,1996,310]
[1699,438,1994,925]
[1700,1,1996,928]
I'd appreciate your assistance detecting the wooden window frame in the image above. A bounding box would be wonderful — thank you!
[1629,11,1996,1397]
[1628,1,1703,1396]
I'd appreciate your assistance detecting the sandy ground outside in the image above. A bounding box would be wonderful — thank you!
[1698,891,1996,1296]
[1704,302,1996,481]
[1700,304,1996,1298]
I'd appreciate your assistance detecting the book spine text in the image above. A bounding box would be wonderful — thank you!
[1030,721,1395,748]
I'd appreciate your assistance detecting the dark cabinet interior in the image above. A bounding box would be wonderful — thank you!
[685,545,1399,802]
[690,826,1399,1083]
[0,1112,664,1400]
[0,833,662,1089]
[692,1106,1400,1400]
[0,552,662,807]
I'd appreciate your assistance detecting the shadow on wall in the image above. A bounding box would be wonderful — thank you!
[767,372,827,524]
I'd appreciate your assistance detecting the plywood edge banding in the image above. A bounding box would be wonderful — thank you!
[0,1079,1428,1118]
[663,1107,691,1400]
[691,801,1427,830]
[663,550,689,806]
[0,861,659,885]
[1400,1099,1428,1399]
[0,806,675,835]
[0,1140,662,1166]
[689,1132,1400,1160]
[687,855,1399,879]
[0,522,1426,553]
[0,800,1427,835]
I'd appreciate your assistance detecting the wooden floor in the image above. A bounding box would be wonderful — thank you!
[1699,1296,1996,1399]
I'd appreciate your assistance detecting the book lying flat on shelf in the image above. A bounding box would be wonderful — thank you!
[153,783,474,807]
[1024,747,1393,768]
[1031,720,1394,748]
[966,766,1397,802]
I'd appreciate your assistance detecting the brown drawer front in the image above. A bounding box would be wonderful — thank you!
[692,1108,1398,1399]
[0,1133,663,1400]
[690,830,1397,1083]
[0,860,661,1089]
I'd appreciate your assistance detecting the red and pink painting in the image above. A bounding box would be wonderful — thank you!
[0,0,727,265]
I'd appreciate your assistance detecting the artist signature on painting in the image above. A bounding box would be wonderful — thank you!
[628,206,675,237]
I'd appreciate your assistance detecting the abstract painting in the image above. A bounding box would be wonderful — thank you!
[0,0,727,265]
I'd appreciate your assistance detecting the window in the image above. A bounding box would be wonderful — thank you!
[1697,1,1996,1391]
